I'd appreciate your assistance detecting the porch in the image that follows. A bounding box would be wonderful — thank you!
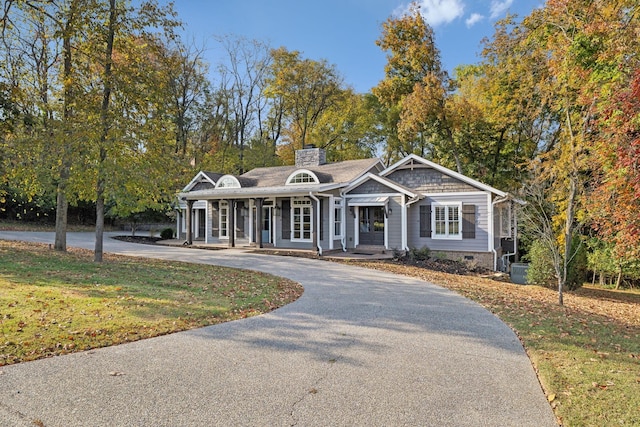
[156,238,394,260]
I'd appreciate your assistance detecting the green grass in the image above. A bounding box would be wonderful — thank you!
[0,240,303,365]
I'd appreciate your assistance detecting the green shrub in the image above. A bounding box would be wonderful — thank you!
[160,227,174,240]
[525,240,556,287]
[566,235,587,291]
[408,246,430,261]
[525,237,587,290]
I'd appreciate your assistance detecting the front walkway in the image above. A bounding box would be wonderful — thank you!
[0,231,556,426]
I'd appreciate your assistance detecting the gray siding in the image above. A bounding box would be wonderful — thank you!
[350,180,392,194]
[273,196,328,251]
[346,211,356,249]
[407,193,489,252]
[387,197,403,249]
[387,168,476,193]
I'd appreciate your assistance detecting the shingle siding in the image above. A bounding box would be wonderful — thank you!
[349,180,392,195]
[387,168,477,193]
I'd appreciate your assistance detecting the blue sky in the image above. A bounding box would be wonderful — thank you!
[171,0,542,93]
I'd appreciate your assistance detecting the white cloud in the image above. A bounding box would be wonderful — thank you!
[396,0,465,27]
[490,0,514,18]
[465,13,484,28]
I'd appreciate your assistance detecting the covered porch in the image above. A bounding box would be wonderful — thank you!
[177,192,344,255]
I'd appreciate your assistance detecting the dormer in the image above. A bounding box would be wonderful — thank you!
[286,169,320,185]
[215,175,242,189]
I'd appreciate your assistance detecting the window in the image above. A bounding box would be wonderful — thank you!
[219,202,229,238]
[286,169,319,185]
[333,198,343,239]
[216,175,240,189]
[433,203,461,239]
[292,198,312,241]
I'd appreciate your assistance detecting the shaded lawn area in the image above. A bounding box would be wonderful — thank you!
[349,261,640,427]
[0,240,303,366]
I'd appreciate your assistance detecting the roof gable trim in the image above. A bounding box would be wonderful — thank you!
[381,154,507,197]
[343,172,418,198]
[182,171,218,192]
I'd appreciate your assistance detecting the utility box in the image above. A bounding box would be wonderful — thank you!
[511,263,530,285]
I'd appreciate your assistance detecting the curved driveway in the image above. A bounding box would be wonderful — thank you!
[0,232,557,426]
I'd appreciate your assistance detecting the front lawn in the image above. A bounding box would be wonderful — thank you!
[0,240,303,365]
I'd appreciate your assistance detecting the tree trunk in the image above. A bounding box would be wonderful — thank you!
[615,265,623,290]
[54,0,80,252]
[557,275,564,306]
[95,188,105,262]
[94,0,116,262]
[54,182,68,251]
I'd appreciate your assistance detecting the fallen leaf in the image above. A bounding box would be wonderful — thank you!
[109,371,124,376]
[547,393,556,402]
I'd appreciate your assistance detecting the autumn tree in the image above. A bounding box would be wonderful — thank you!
[452,14,558,189]
[0,0,92,251]
[265,47,344,162]
[514,0,640,303]
[2,0,185,258]
[162,40,210,158]
[373,3,462,170]
[589,69,640,286]
[308,90,382,161]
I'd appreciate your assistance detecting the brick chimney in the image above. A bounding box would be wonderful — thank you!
[295,144,326,167]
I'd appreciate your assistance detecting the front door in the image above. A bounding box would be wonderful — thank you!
[262,206,272,244]
[252,205,273,244]
[358,206,384,245]
[197,209,206,239]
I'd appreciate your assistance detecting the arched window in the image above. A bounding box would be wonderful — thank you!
[286,169,319,185]
[215,175,241,189]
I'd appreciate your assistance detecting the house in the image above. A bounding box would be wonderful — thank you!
[176,146,520,271]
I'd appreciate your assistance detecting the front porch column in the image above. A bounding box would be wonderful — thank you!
[312,198,318,253]
[228,199,236,248]
[185,199,194,245]
[401,194,407,251]
[204,201,210,244]
[255,198,264,248]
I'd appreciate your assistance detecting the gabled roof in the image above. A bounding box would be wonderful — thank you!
[180,158,384,200]
[381,154,507,197]
[182,171,223,192]
[240,158,382,187]
[344,172,420,199]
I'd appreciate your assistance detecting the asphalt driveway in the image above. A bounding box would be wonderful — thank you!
[0,232,557,426]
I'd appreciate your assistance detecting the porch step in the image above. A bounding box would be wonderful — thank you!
[352,245,387,255]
